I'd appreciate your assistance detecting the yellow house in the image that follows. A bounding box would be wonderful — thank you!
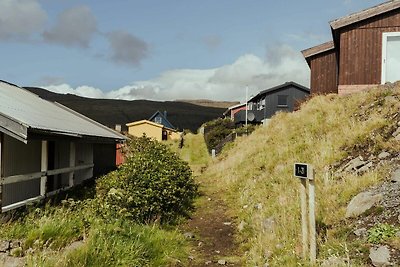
[126,120,181,141]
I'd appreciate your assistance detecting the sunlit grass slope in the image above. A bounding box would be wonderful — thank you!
[203,85,400,266]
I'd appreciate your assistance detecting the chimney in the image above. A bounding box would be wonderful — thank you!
[164,110,167,118]
[115,124,121,132]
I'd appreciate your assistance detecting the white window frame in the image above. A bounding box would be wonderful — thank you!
[381,32,400,84]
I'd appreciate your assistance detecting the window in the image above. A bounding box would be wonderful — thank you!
[155,116,162,124]
[277,95,288,107]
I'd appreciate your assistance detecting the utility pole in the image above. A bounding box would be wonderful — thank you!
[245,86,248,134]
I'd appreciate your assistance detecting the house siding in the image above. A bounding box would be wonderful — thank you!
[338,9,400,89]
[309,50,338,95]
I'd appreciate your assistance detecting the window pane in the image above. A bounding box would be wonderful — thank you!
[278,95,288,106]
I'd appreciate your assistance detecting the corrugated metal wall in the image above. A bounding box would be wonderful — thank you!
[74,142,93,184]
[338,9,400,85]
[309,50,338,94]
[2,135,41,206]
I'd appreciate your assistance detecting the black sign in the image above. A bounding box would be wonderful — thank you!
[294,163,308,179]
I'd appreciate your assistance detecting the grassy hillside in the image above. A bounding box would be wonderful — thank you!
[24,87,225,132]
[201,84,400,265]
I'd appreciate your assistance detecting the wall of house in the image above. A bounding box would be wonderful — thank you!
[2,135,41,206]
[264,87,309,118]
[93,143,117,177]
[168,130,181,140]
[74,142,93,184]
[338,9,400,94]
[309,50,338,95]
[47,140,71,192]
[128,123,162,141]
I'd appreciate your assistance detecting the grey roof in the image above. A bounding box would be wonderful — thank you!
[249,81,310,102]
[0,81,126,143]
[148,110,175,129]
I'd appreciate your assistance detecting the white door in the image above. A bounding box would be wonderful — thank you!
[382,32,400,84]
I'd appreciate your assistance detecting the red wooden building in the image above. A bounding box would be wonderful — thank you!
[302,1,400,95]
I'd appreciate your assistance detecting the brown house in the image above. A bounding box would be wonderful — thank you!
[302,1,400,95]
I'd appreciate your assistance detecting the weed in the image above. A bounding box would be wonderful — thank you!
[367,224,397,244]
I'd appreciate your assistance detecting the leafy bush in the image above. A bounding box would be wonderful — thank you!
[203,118,235,153]
[367,224,397,244]
[96,136,198,223]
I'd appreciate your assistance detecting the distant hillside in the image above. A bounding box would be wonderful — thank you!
[178,99,239,108]
[25,87,225,132]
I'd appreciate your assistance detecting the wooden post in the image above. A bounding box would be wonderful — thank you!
[300,179,308,259]
[212,149,216,158]
[69,142,75,187]
[308,170,316,264]
[40,141,48,196]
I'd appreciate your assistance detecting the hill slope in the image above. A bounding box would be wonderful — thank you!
[201,83,400,266]
[24,87,225,132]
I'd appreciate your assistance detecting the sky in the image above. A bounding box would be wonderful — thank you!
[0,0,384,102]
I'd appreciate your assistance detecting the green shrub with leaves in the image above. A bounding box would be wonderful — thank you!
[367,223,397,244]
[203,118,235,153]
[96,136,198,224]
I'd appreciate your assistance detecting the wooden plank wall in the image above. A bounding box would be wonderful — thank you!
[339,9,400,85]
[309,50,338,95]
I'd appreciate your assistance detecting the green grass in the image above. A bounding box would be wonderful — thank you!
[0,199,189,266]
[199,86,400,266]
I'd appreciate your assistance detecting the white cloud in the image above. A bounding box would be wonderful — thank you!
[42,45,310,101]
[0,0,47,40]
[42,5,97,47]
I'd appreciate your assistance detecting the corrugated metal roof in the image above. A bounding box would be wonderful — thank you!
[0,81,126,142]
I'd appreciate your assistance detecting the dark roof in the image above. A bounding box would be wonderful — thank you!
[148,110,175,129]
[330,0,400,30]
[301,41,335,65]
[248,81,310,102]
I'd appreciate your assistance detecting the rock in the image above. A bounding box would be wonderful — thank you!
[354,228,367,237]
[9,241,20,250]
[217,259,226,265]
[357,162,373,173]
[321,256,347,267]
[392,127,400,137]
[396,135,400,141]
[262,217,275,233]
[223,222,232,226]
[255,203,263,210]
[344,156,366,171]
[391,168,400,183]
[205,261,212,265]
[369,246,390,267]
[188,255,194,260]
[0,254,25,267]
[0,241,10,252]
[345,192,383,218]
[238,221,246,232]
[183,232,195,239]
[378,151,390,159]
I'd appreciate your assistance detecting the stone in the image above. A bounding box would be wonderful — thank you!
[184,232,195,239]
[392,127,400,137]
[369,246,390,267]
[396,135,400,142]
[255,203,263,210]
[344,156,366,171]
[205,261,212,265]
[321,256,347,267]
[9,241,20,250]
[188,255,194,260]
[223,222,232,226]
[391,168,400,183]
[262,217,275,233]
[378,151,390,159]
[0,254,25,267]
[354,228,367,237]
[357,162,373,173]
[217,259,226,265]
[345,192,383,218]
[0,241,10,253]
[238,221,246,232]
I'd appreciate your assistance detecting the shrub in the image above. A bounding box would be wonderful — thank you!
[203,118,235,152]
[367,224,397,244]
[96,136,198,224]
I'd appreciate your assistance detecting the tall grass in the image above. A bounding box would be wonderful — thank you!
[202,87,400,265]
